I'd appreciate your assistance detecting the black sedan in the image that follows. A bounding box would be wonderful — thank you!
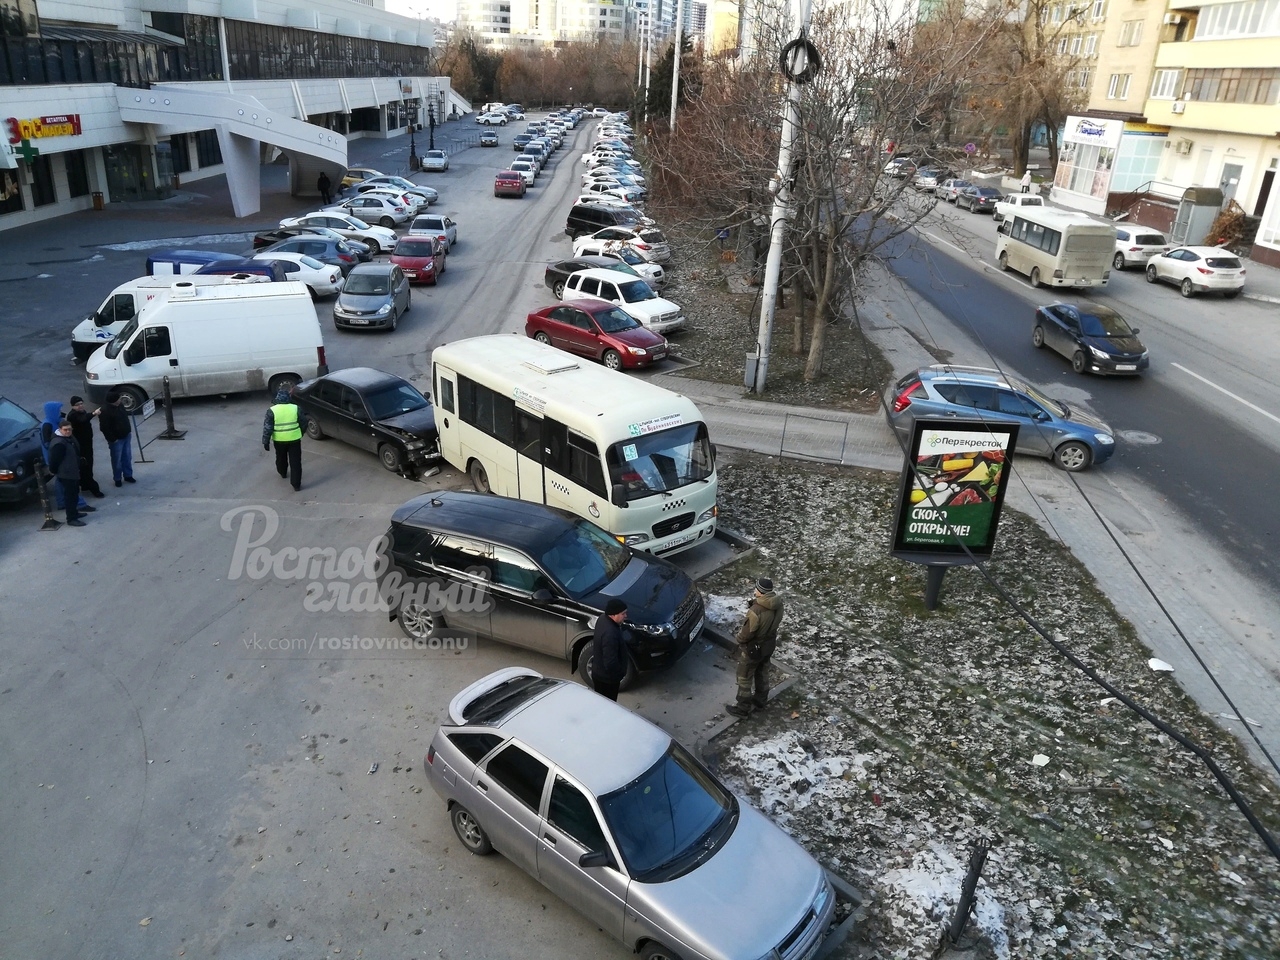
[252,226,372,261]
[1033,303,1149,376]
[294,368,440,477]
[957,186,1001,213]
[0,396,44,503]
[512,133,533,151]
[543,255,649,299]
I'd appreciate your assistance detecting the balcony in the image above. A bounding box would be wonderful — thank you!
[1144,97,1280,136]
[1154,35,1280,70]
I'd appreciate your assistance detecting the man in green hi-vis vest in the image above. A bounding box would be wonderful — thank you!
[262,387,309,491]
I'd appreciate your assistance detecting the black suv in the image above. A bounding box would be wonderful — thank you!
[565,201,644,239]
[386,491,705,689]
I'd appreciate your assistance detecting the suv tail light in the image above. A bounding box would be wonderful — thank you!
[1196,267,1213,275]
[426,745,436,766]
[892,380,921,413]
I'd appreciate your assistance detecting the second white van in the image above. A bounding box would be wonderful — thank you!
[83,280,327,411]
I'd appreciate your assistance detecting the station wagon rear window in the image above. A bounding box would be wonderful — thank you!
[461,675,558,724]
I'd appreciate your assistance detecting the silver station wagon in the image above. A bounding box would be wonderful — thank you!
[426,668,836,960]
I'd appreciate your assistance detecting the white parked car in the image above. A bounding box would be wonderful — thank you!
[1113,227,1170,270]
[509,159,537,186]
[252,251,344,298]
[359,187,427,215]
[993,192,1045,222]
[281,212,399,253]
[326,193,413,227]
[420,149,449,172]
[582,183,646,204]
[356,176,437,206]
[572,238,665,286]
[476,111,509,125]
[1145,245,1246,298]
[563,268,685,334]
[573,224,670,263]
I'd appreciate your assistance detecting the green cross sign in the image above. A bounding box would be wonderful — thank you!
[15,139,39,163]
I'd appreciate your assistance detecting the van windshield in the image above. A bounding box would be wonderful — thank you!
[606,423,714,500]
[105,317,140,359]
[536,520,631,599]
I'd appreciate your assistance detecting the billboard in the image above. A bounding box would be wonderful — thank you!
[891,419,1018,560]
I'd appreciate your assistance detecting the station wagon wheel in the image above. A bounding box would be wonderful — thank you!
[1146,264,1159,283]
[534,332,552,345]
[468,459,491,493]
[997,251,1009,272]
[1029,267,1042,288]
[603,349,623,370]
[380,216,396,228]
[379,443,404,473]
[388,310,398,332]
[552,280,566,299]
[1072,351,1087,374]
[450,805,494,856]
[1180,278,1195,298]
[305,418,326,440]
[640,942,686,960]
[1031,325,1045,348]
[1054,440,1092,472]
[1112,252,1126,270]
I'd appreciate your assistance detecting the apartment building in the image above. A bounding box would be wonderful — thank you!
[458,0,637,48]
[1051,0,1280,266]
[1,0,453,230]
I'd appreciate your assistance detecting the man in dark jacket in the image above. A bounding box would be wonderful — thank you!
[317,171,332,205]
[47,421,86,526]
[726,578,785,718]
[98,391,135,486]
[263,387,309,491]
[590,598,629,702]
[66,396,105,498]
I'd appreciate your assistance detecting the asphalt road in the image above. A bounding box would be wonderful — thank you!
[879,203,1280,596]
[0,117,745,960]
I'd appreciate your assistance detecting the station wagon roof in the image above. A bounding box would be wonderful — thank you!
[495,679,672,795]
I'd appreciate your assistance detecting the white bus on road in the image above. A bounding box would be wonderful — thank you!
[431,336,718,556]
[996,208,1114,288]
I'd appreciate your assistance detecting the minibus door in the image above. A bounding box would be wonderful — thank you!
[433,364,462,466]
[515,408,545,504]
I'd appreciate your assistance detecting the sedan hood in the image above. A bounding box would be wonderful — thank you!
[588,555,691,625]
[1087,334,1145,357]
[624,296,680,319]
[1060,403,1112,435]
[338,293,392,310]
[625,804,825,960]
[379,405,437,439]
[609,326,667,350]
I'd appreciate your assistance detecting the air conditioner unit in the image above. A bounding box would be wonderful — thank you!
[1171,99,1187,113]
[1164,13,1183,24]
[1175,138,1194,156]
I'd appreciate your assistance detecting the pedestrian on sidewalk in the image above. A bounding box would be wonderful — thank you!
[99,390,136,487]
[726,578,784,718]
[47,421,87,526]
[590,598,629,702]
[263,387,308,491]
[40,400,92,513]
[66,396,105,498]
[317,171,332,205]
[1021,170,1032,194]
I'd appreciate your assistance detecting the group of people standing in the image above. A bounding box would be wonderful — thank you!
[42,392,135,526]
[589,576,785,718]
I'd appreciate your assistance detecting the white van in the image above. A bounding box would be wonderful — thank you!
[83,280,328,412]
[562,268,685,334]
[71,274,269,362]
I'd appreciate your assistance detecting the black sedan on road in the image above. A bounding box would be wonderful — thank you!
[294,368,440,477]
[957,186,1001,213]
[252,226,372,261]
[1033,303,1149,376]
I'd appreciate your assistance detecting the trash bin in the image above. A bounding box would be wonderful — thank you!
[92,191,104,211]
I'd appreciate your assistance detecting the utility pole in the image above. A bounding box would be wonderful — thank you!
[669,0,684,132]
[751,0,817,395]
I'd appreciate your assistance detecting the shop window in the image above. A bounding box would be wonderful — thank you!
[30,155,56,207]
[65,151,90,198]
[195,130,222,167]
[169,136,191,175]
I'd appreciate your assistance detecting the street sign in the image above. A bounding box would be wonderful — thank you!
[141,399,157,420]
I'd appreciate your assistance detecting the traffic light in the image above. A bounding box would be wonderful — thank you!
[5,117,22,145]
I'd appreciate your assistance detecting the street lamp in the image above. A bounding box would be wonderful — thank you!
[409,112,419,170]
[428,103,436,151]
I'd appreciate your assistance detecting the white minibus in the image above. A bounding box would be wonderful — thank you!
[431,336,718,556]
[996,209,1114,288]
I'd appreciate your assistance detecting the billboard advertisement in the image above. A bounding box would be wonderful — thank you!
[891,419,1018,559]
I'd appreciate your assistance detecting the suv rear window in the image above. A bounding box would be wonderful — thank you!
[1135,234,1165,245]
[1206,256,1242,268]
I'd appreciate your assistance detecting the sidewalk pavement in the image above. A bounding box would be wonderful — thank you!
[963,169,1280,305]
[653,269,1280,782]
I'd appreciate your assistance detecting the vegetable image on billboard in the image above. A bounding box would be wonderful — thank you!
[891,419,1019,559]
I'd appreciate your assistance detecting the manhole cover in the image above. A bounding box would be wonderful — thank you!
[1119,430,1161,445]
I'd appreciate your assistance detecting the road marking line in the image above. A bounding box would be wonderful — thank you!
[919,231,968,256]
[1171,362,1280,426]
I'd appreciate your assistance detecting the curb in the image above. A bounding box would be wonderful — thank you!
[1242,292,1280,305]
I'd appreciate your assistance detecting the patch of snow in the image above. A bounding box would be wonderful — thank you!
[704,593,746,630]
[883,843,1010,960]
[727,731,869,825]
[100,233,253,251]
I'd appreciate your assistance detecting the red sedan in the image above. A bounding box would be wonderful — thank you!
[525,298,668,370]
[494,170,526,198]
[390,237,447,285]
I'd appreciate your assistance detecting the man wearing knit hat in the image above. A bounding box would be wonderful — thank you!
[726,577,784,718]
[590,598,629,702]
[66,396,105,498]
